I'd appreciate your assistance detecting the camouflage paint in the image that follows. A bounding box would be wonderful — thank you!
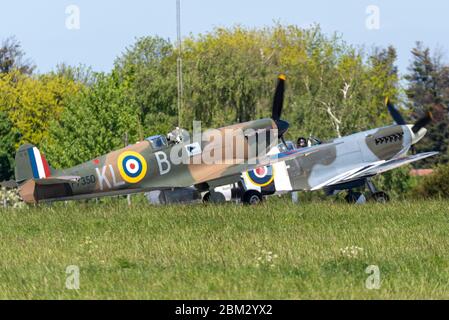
[16,118,280,203]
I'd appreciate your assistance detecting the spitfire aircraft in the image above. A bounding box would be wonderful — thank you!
[15,76,340,204]
[206,99,438,204]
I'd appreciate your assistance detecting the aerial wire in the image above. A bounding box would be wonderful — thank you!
[176,0,183,128]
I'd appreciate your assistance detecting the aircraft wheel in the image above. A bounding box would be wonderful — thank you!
[242,190,264,205]
[202,192,211,203]
[372,192,390,204]
[345,191,364,204]
[210,191,226,203]
[204,191,226,203]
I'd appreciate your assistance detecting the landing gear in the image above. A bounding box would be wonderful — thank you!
[344,178,391,204]
[345,191,366,204]
[366,178,390,204]
[242,190,264,205]
[371,191,390,204]
[202,192,211,203]
[202,191,226,204]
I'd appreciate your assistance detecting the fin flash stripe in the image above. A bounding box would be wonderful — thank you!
[27,147,50,179]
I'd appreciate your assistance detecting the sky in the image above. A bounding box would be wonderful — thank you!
[1,0,448,74]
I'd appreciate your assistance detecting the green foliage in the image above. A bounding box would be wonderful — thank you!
[412,165,449,199]
[405,42,449,167]
[374,166,416,199]
[0,71,82,148]
[53,63,95,86]
[179,25,398,140]
[0,71,81,179]
[0,111,19,180]
[44,26,400,170]
[44,72,139,168]
[182,27,273,128]
[114,36,178,136]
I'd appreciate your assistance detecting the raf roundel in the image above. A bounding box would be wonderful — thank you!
[246,165,275,187]
[117,151,148,184]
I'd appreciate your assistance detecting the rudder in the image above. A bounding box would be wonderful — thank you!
[15,144,53,183]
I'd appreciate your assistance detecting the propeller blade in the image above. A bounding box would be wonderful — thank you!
[281,136,289,149]
[386,98,406,125]
[276,119,289,138]
[272,74,286,121]
[412,111,433,133]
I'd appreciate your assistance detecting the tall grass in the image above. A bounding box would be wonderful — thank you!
[0,199,448,299]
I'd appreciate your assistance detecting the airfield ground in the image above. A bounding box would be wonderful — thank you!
[0,199,448,299]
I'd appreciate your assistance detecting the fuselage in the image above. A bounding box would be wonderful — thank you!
[44,118,279,201]
[285,124,417,191]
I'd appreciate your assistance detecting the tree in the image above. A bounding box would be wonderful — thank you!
[266,25,398,141]
[114,36,178,137]
[0,37,35,74]
[45,72,139,168]
[54,63,95,86]
[182,27,273,128]
[0,71,82,148]
[42,25,400,171]
[0,111,20,181]
[405,42,449,167]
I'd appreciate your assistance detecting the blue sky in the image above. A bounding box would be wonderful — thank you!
[1,0,448,74]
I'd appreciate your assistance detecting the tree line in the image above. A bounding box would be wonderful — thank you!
[1,24,448,184]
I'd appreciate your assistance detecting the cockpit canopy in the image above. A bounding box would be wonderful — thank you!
[146,135,168,150]
[278,141,296,152]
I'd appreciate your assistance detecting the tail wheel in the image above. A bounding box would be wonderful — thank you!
[372,192,390,204]
[242,190,264,205]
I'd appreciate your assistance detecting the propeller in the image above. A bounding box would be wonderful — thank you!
[386,98,406,125]
[410,111,433,155]
[412,111,433,134]
[272,74,285,121]
[387,98,433,132]
[272,74,289,147]
[386,98,433,150]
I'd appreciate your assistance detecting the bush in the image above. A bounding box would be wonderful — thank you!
[374,166,417,199]
[412,165,449,199]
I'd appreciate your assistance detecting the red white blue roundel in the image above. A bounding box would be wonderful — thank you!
[246,166,274,187]
[117,151,148,184]
[125,157,141,175]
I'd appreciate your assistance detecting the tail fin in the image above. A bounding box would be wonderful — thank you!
[15,144,54,184]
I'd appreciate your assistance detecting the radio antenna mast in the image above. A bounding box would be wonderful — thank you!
[176,0,183,127]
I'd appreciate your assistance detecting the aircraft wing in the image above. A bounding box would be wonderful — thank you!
[250,142,342,170]
[349,152,438,178]
[193,142,342,189]
[312,152,438,190]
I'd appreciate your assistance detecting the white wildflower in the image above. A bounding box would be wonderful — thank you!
[255,249,278,269]
[0,187,25,209]
[340,246,365,259]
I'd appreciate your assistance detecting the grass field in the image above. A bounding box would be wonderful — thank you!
[1,198,449,299]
